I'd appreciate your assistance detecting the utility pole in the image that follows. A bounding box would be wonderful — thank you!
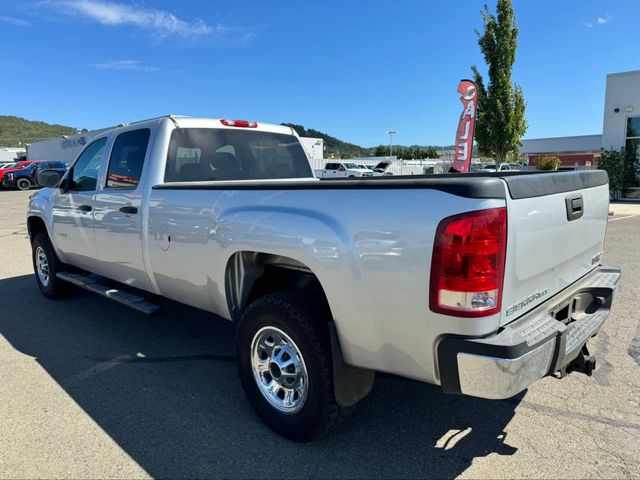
[388,130,396,158]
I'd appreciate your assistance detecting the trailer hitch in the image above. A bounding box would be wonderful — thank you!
[556,345,597,379]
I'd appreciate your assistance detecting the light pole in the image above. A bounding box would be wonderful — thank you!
[388,131,396,158]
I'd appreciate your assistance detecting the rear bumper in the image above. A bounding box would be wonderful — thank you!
[437,265,621,399]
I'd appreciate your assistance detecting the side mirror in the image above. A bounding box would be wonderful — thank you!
[35,169,63,188]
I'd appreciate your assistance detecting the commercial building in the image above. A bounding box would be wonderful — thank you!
[0,147,26,163]
[602,70,640,156]
[521,69,640,169]
[299,137,324,170]
[26,128,111,164]
[520,134,602,168]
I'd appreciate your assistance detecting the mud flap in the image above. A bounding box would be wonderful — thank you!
[328,321,375,407]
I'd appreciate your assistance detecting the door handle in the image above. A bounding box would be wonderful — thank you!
[565,194,583,221]
[119,206,138,214]
[78,205,92,212]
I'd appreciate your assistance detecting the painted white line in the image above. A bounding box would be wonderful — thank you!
[608,215,636,222]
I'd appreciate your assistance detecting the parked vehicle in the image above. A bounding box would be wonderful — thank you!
[321,162,373,178]
[0,160,44,188]
[2,161,66,190]
[27,116,620,440]
[371,160,393,176]
[481,163,514,172]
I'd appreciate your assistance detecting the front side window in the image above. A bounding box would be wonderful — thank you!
[106,129,150,189]
[71,137,107,191]
[164,128,313,182]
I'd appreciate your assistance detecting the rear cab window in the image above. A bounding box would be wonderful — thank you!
[164,128,313,182]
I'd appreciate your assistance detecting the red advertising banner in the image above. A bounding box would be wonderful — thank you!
[450,79,478,173]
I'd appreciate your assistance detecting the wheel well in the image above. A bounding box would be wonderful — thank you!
[225,251,331,321]
[27,216,48,243]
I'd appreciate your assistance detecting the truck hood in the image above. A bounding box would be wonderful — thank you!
[373,161,392,171]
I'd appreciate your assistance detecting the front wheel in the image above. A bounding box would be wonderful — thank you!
[17,178,31,190]
[32,232,72,298]
[236,291,349,440]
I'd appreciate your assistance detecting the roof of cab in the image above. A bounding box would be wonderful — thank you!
[169,116,296,136]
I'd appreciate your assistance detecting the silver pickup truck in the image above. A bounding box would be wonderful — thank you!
[27,115,620,440]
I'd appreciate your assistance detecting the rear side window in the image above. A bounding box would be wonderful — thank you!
[106,129,150,189]
[164,128,312,182]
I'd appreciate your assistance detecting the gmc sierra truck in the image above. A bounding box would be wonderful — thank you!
[27,115,620,440]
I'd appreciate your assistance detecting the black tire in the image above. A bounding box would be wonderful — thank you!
[17,178,31,191]
[32,232,72,298]
[236,290,348,441]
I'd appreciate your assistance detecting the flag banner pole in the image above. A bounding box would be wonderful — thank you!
[449,79,478,173]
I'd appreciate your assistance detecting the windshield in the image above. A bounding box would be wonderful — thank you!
[164,128,313,182]
[1,162,18,170]
[483,164,497,170]
[343,163,360,169]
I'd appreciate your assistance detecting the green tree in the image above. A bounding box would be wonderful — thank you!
[598,148,640,198]
[471,0,527,163]
[425,146,439,159]
[374,145,389,156]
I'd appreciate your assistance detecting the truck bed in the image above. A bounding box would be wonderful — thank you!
[153,170,608,200]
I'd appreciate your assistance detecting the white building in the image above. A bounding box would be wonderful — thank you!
[299,137,324,170]
[602,70,640,152]
[519,69,640,170]
[0,147,26,163]
[26,127,111,164]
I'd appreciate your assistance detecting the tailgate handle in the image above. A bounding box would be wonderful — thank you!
[565,194,583,221]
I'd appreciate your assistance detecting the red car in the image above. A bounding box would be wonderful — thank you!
[0,160,46,186]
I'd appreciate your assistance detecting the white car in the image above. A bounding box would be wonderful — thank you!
[321,162,373,178]
[482,163,513,173]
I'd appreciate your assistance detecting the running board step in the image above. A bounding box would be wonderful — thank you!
[56,272,160,316]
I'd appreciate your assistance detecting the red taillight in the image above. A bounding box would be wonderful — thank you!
[220,119,258,128]
[429,207,507,317]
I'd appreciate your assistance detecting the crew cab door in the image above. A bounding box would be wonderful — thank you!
[323,163,340,178]
[93,128,152,291]
[51,137,108,272]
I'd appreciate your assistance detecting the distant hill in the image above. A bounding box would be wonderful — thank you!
[282,122,448,159]
[0,116,81,147]
[281,123,370,158]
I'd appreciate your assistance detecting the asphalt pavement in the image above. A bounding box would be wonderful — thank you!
[0,190,639,479]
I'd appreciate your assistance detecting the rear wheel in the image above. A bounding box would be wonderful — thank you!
[236,290,349,440]
[17,178,31,190]
[32,232,72,298]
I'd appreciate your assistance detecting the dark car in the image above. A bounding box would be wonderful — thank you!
[2,161,67,190]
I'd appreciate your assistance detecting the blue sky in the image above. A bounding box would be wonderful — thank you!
[0,0,638,146]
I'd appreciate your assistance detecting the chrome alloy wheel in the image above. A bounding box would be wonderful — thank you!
[35,246,50,287]
[251,326,309,414]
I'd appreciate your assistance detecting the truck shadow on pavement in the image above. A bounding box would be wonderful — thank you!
[0,273,521,479]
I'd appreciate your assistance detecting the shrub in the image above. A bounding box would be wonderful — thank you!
[598,148,639,198]
[537,155,560,171]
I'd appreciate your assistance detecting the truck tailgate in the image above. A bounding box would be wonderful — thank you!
[500,171,610,325]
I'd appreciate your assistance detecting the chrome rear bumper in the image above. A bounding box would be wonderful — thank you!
[437,265,621,399]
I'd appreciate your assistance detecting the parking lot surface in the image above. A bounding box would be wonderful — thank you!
[1,190,639,479]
